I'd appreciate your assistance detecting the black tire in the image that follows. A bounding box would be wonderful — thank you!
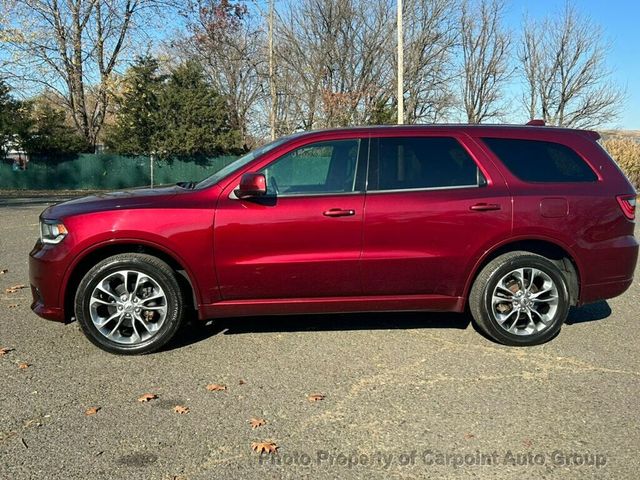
[469,251,570,346]
[75,253,184,355]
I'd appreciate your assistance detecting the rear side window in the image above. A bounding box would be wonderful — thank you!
[370,137,483,191]
[482,138,597,182]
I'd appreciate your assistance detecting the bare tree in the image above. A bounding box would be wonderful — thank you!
[519,3,623,128]
[1,0,169,147]
[460,0,511,123]
[402,0,458,123]
[276,0,394,130]
[178,0,265,148]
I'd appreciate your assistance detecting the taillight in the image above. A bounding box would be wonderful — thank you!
[616,194,637,221]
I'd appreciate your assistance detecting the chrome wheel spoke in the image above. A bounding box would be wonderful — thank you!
[530,287,553,299]
[106,315,126,339]
[523,309,535,330]
[532,295,558,303]
[495,284,516,296]
[90,297,114,307]
[512,268,526,291]
[491,266,559,337]
[94,311,121,328]
[95,284,118,301]
[140,293,164,304]
[135,313,160,334]
[495,307,518,325]
[492,293,513,303]
[129,320,142,343]
[89,269,168,346]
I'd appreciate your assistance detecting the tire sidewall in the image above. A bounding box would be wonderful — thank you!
[480,255,569,346]
[75,255,183,355]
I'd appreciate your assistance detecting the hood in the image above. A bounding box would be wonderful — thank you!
[42,185,183,219]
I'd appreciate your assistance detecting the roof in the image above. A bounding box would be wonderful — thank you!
[283,122,599,136]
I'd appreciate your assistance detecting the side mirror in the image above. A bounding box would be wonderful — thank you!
[235,173,267,199]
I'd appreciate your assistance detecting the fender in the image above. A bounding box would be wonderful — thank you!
[58,235,204,309]
[461,233,584,301]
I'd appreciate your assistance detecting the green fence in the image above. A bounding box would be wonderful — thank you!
[0,154,239,190]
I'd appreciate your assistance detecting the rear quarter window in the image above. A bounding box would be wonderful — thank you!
[482,138,598,182]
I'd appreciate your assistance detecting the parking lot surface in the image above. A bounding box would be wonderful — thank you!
[1,197,638,479]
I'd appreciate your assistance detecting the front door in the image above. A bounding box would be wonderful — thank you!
[214,137,367,300]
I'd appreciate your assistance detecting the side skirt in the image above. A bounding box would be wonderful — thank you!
[198,294,465,320]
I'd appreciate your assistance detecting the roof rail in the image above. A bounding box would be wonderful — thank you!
[526,119,546,126]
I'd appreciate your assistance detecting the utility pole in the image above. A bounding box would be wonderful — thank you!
[397,0,404,125]
[269,0,276,140]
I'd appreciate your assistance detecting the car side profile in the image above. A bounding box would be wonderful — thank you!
[29,124,638,354]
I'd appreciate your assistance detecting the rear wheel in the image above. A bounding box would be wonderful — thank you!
[469,252,570,346]
[75,253,184,355]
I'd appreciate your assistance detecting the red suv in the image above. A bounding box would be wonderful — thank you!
[29,125,638,354]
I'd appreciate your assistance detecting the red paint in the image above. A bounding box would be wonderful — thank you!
[29,125,638,323]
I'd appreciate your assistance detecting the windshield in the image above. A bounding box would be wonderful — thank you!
[196,134,300,189]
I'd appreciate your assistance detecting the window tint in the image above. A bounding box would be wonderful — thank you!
[370,137,482,191]
[261,139,360,195]
[482,138,597,182]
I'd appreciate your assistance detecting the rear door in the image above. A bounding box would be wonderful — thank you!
[361,133,512,298]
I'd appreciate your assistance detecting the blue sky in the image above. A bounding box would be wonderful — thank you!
[504,0,640,130]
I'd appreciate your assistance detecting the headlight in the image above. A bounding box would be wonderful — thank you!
[40,220,68,244]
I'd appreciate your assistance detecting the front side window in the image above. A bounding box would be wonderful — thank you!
[481,138,598,182]
[370,137,483,191]
[261,139,360,196]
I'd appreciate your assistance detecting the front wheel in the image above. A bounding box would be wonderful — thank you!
[75,253,184,355]
[469,252,570,346]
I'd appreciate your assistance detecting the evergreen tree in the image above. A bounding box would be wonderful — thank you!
[0,80,18,156]
[154,61,242,158]
[105,55,165,156]
[21,100,90,157]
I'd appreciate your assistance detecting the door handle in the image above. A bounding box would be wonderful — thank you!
[470,203,501,211]
[323,208,356,217]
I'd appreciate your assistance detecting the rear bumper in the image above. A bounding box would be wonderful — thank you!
[580,278,634,305]
[577,234,638,304]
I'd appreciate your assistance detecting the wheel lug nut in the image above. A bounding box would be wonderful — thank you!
[117,305,123,310]
[120,295,127,301]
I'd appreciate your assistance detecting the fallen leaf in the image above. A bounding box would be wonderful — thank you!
[0,269,7,275]
[464,433,475,440]
[250,418,266,429]
[17,362,30,369]
[251,441,278,454]
[85,407,101,416]
[8,304,19,309]
[239,379,246,385]
[137,393,158,402]
[307,393,325,402]
[522,438,533,448]
[0,347,13,356]
[5,284,26,294]
[206,383,227,392]
[174,405,190,414]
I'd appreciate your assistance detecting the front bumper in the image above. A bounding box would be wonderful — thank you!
[29,241,70,323]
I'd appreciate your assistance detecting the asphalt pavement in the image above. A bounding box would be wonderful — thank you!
[0,196,638,479]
